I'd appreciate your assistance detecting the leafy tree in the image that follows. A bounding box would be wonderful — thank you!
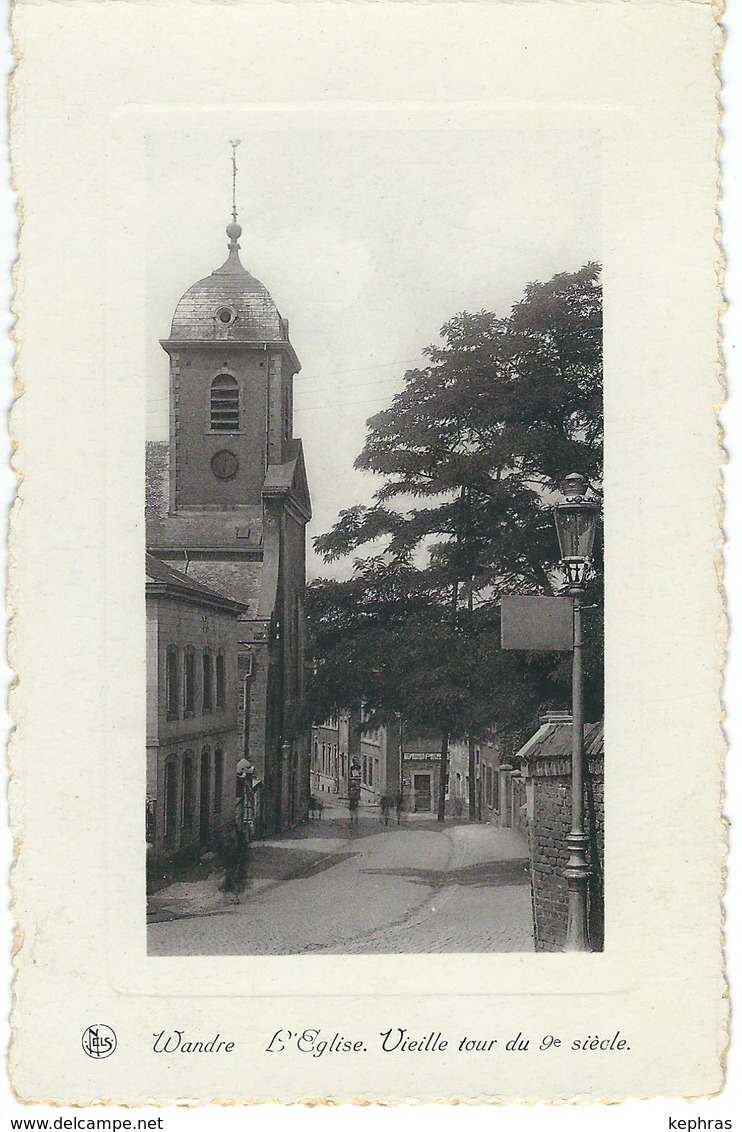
[317,264,602,600]
[307,264,603,820]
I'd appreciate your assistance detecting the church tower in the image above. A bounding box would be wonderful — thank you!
[163,216,301,513]
[147,144,312,834]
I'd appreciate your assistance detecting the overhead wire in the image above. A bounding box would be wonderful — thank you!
[146,355,428,409]
[147,392,401,416]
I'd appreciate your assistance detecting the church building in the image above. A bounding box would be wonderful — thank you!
[146,194,312,844]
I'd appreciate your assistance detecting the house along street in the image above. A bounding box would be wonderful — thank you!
[147,801,534,956]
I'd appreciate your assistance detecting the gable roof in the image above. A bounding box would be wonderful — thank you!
[262,438,312,521]
[515,719,604,770]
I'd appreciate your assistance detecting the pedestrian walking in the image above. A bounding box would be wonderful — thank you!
[395,791,404,825]
[348,795,359,827]
[219,832,245,902]
[380,795,391,826]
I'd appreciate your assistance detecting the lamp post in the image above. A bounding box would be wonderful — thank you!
[552,473,601,952]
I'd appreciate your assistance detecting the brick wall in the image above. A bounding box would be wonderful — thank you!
[519,721,604,952]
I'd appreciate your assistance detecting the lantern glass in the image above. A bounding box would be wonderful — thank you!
[554,502,600,561]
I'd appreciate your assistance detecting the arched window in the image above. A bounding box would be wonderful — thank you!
[210,373,239,432]
[202,651,212,713]
[164,760,177,840]
[199,748,211,842]
[214,749,223,814]
[183,648,195,715]
[181,753,194,829]
[216,653,226,709]
[166,648,179,719]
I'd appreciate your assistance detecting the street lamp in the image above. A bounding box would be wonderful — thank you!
[552,472,601,952]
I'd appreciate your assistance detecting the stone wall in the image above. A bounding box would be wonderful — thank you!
[519,720,604,952]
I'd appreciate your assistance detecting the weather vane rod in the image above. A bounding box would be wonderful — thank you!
[230,138,241,224]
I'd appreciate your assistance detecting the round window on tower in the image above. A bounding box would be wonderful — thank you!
[214,305,237,327]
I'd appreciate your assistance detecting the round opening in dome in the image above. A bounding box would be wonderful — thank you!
[215,306,236,326]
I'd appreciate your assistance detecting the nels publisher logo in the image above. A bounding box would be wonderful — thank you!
[82,1024,117,1059]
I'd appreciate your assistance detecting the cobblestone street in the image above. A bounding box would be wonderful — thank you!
[148,802,534,955]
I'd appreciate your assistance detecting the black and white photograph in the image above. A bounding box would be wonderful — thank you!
[144,128,604,957]
[7,0,731,1110]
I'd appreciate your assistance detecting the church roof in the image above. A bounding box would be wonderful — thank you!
[147,508,264,552]
[163,224,297,356]
[145,553,248,615]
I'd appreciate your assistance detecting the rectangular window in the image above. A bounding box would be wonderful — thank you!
[166,649,179,719]
[184,651,195,714]
[202,651,213,712]
[216,654,225,709]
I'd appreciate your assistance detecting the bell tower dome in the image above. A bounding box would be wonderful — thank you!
[160,155,300,512]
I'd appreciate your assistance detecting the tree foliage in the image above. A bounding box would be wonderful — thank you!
[316,264,602,600]
[306,264,604,744]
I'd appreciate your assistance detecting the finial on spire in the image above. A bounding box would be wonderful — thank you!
[225,139,243,257]
[215,139,247,275]
[230,138,240,224]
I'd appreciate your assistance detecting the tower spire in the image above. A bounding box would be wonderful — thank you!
[224,138,243,265]
[230,138,239,225]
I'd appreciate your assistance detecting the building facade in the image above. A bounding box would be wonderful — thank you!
[310,709,401,804]
[147,215,312,842]
[401,733,443,813]
[146,554,246,861]
[359,714,401,805]
[311,713,341,796]
[401,729,507,818]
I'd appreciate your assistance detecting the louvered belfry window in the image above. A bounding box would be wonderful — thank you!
[210,373,239,431]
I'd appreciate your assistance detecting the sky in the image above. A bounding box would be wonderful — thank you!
[146,126,601,579]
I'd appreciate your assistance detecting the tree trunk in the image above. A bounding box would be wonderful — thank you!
[468,731,476,820]
[437,731,449,823]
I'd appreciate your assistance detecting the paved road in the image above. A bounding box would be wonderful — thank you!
[148,803,534,955]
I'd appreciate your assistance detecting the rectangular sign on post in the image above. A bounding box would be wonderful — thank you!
[500,595,574,651]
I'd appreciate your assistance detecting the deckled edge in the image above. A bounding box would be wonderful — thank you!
[713,0,731,1107]
[6,0,23,1109]
[5,0,729,1109]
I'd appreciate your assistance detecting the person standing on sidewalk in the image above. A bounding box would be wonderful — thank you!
[348,756,362,828]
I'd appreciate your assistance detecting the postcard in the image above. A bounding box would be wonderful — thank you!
[8,0,726,1107]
